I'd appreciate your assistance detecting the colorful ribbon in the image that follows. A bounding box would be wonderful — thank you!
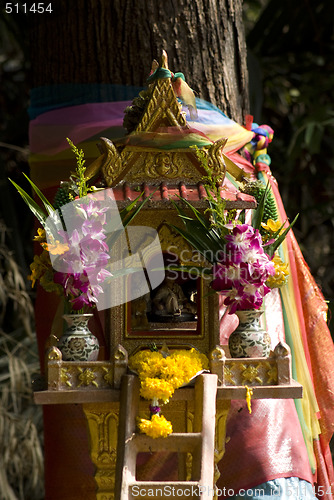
[28,97,254,188]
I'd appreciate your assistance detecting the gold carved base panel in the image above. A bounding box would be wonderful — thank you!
[83,397,230,500]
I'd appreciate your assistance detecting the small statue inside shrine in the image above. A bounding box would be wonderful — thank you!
[151,272,197,321]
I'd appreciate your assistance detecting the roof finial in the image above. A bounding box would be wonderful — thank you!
[160,50,169,69]
[151,59,159,73]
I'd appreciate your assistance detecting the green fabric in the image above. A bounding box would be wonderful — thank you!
[147,68,185,84]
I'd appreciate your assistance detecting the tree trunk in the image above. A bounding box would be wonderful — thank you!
[29,0,249,122]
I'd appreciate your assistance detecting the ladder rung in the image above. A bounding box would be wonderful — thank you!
[130,432,202,453]
[115,374,218,500]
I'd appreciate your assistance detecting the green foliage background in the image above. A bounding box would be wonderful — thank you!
[245,0,334,325]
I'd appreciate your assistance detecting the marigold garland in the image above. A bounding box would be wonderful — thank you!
[137,414,173,438]
[128,348,209,403]
[129,347,209,438]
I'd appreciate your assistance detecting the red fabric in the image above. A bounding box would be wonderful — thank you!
[314,438,334,499]
[33,186,108,498]
[43,405,96,500]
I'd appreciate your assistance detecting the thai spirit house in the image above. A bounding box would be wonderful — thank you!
[35,52,302,500]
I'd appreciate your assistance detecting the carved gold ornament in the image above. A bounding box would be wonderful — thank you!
[77,367,98,387]
[240,363,263,385]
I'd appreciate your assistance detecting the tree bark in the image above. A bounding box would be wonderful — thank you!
[29,0,249,122]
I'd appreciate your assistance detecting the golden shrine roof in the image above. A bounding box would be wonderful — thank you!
[87,50,255,209]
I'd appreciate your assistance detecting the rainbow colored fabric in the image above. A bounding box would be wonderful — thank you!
[28,95,253,187]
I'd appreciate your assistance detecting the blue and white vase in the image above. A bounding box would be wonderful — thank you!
[57,313,99,361]
[228,309,271,358]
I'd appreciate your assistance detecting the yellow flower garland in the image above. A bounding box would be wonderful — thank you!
[137,414,173,439]
[129,348,209,438]
[129,348,209,403]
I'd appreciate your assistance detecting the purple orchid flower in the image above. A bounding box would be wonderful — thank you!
[212,223,277,314]
[50,197,112,310]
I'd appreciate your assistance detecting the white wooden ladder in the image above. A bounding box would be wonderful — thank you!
[114,373,218,499]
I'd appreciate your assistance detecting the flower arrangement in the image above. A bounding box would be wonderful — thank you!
[10,139,150,314]
[210,223,275,314]
[170,147,297,314]
[29,196,112,311]
[129,346,209,438]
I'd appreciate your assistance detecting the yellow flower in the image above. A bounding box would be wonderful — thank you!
[245,385,253,414]
[41,240,69,256]
[261,219,281,234]
[261,219,284,243]
[28,250,63,295]
[28,250,52,287]
[137,414,173,438]
[40,269,63,295]
[266,253,289,289]
[140,378,174,403]
[33,227,46,242]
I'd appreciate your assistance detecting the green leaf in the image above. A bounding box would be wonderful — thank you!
[169,223,221,263]
[172,195,212,231]
[105,191,158,249]
[120,189,158,228]
[169,195,225,262]
[22,173,55,215]
[304,122,315,148]
[266,214,299,256]
[9,178,47,226]
[252,181,270,230]
[106,266,145,279]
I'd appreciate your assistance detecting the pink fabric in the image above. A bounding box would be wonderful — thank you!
[29,101,130,154]
[29,103,254,156]
[217,398,314,498]
[218,285,314,495]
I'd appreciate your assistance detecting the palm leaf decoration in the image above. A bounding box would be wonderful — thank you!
[169,196,225,265]
[251,181,270,231]
[10,174,152,244]
[169,179,297,277]
[8,177,51,226]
